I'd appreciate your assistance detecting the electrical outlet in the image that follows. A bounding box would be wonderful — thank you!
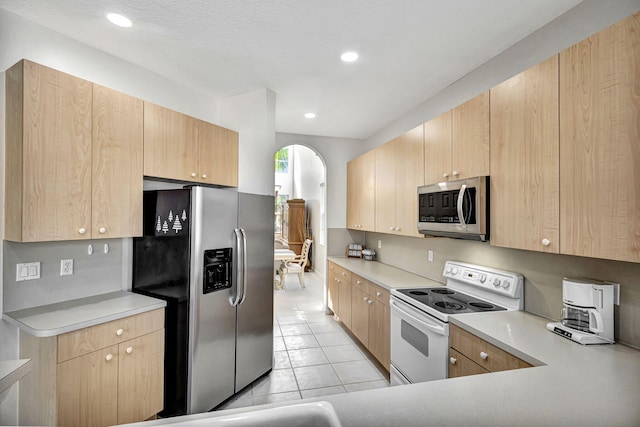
[377,240,382,249]
[428,250,434,262]
[16,262,40,281]
[60,259,74,276]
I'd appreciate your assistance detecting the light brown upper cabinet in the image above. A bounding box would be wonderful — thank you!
[375,125,424,237]
[144,102,238,187]
[5,60,143,242]
[424,92,490,185]
[559,12,640,263]
[346,150,376,231]
[490,56,560,253]
[92,84,144,239]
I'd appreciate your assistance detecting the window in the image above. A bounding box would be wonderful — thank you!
[275,148,289,173]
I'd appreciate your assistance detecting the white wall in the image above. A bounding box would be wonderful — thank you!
[217,89,276,196]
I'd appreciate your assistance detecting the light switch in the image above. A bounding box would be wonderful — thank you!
[16,262,40,282]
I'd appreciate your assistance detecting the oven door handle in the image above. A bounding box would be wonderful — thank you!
[457,184,468,229]
[390,299,447,336]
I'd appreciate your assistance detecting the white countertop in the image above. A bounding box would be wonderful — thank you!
[0,359,32,394]
[124,260,640,427]
[328,257,443,290]
[2,291,167,337]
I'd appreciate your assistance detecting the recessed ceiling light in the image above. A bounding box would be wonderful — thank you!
[304,113,317,119]
[107,13,132,28]
[341,52,359,63]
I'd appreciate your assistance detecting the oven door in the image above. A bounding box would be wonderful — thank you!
[390,297,449,383]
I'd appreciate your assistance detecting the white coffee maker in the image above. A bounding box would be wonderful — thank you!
[547,278,619,345]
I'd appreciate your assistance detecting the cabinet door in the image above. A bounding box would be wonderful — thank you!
[451,91,490,179]
[368,298,390,370]
[350,286,370,347]
[338,276,352,328]
[347,150,377,231]
[143,101,198,182]
[490,55,560,253]
[375,139,397,234]
[57,345,119,427]
[359,150,377,231]
[423,111,451,185]
[117,330,164,424]
[11,60,93,242]
[327,271,339,314]
[198,121,238,187]
[448,348,488,378]
[394,125,424,237]
[346,158,361,229]
[560,12,640,263]
[92,85,143,239]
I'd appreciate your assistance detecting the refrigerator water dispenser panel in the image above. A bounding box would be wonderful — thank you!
[204,248,233,294]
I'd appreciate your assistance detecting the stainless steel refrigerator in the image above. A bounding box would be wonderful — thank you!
[132,186,274,416]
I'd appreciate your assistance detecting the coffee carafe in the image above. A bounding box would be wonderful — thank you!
[547,278,619,345]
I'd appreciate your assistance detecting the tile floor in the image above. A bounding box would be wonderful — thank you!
[217,270,390,410]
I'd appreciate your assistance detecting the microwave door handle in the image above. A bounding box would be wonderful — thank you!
[457,184,468,229]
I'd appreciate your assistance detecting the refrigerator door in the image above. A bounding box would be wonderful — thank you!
[188,186,239,413]
[235,193,275,391]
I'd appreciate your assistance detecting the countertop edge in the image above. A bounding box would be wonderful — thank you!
[0,359,32,394]
[2,293,167,337]
[327,257,442,290]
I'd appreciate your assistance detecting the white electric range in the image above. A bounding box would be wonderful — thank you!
[390,261,524,385]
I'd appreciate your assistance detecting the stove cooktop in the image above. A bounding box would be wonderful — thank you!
[394,287,507,315]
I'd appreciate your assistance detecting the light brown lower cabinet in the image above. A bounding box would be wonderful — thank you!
[448,324,531,378]
[343,271,390,371]
[20,309,165,427]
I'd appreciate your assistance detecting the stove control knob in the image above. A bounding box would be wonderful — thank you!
[480,274,487,283]
[452,268,459,275]
[493,278,502,287]
[501,280,511,289]
[445,266,453,274]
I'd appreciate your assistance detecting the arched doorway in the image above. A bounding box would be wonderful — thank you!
[273,144,327,310]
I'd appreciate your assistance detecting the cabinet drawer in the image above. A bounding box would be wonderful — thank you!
[58,308,165,363]
[448,348,488,378]
[369,283,390,306]
[352,274,369,293]
[449,324,532,373]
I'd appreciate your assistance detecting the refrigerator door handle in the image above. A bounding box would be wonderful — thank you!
[238,228,249,305]
[232,228,244,306]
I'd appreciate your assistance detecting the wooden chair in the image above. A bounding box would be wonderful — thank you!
[278,239,312,288]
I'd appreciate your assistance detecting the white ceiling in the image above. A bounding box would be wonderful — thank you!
[0,0,583,139]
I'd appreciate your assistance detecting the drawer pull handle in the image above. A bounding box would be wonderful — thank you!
[376,291,382,297]
[78,228,87,235]
[480,351,488,360]
[450,357,457,365]
[363,296,368,301]
[201,174,208,179]
[126,347,134,354]
[116,328,124,336]
[98,227,107,234]
[105,354,113,362]
[368,299,373,305]
[357,280,361,284]
[191,172,197,178]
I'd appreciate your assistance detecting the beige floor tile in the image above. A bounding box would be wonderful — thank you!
[293,364,342,390]
[300,385,347,399]
[283,334,319,350]
[332,360,384,384]
[288,348,330,368]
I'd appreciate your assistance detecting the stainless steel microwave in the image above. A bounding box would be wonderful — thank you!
[417,176,489,241]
